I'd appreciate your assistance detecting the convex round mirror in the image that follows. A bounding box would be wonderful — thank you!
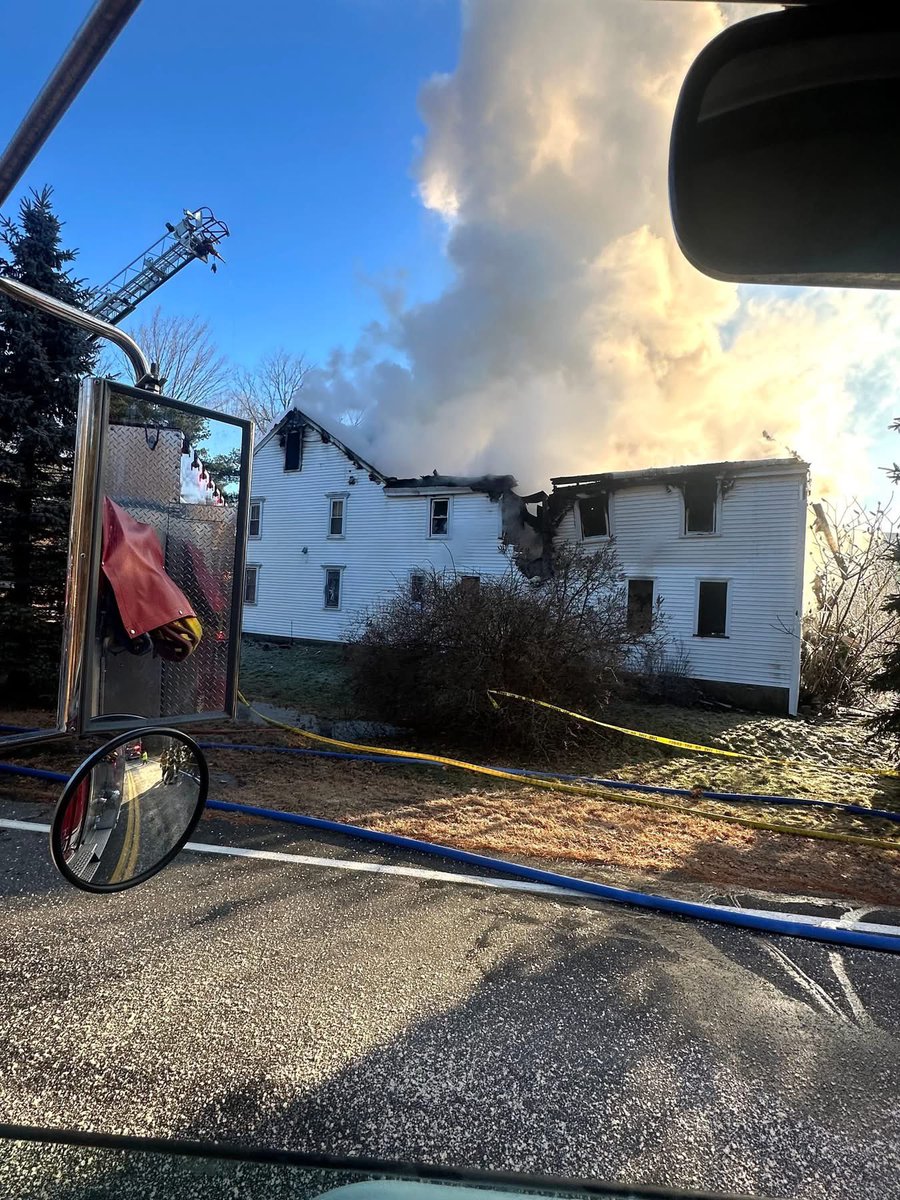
[50,728,208,891]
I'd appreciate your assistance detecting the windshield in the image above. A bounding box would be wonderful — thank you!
[0,4,898,1200]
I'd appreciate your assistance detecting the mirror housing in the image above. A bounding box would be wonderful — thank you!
[670,7,900,288]
[50,727,208,892]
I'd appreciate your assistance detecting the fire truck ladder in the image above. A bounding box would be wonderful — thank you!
[88,207,229,326]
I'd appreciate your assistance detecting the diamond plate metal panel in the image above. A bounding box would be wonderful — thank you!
[92,391,244,724]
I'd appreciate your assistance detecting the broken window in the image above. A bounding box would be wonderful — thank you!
[579,494,608,538]
[284,428,302,472]
[460,575,480,596]
[244,565,260,606]
[324,567,342,610]
[626,579,654,635]
[430,497,450,537]
[410,573,426,604]
[684,476,718,533]
[697,580,728,637]
[248,500,262,538]
[329,497,345,537]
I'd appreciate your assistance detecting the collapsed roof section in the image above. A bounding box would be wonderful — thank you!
[258,409,522,501]
[550,456,809,492]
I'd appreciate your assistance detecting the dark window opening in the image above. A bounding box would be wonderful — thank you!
[244,566,259,606]
[249,501,262,538]
[579,494,608,538]
[430,497,449,537]
[284,428,302,472]
[684,476,718,533]
[460,575,480,596]
[697,580,728,637]
[410,573,425,604]
[627,578,654,635]
[329,497,345,536]
[324,567,342,609]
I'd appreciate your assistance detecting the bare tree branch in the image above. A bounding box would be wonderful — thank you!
[118,307,230,406]
[802,496,900,708]
[221,348,309,432]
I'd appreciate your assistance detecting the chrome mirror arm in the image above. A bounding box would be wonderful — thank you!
[0,275,160,391]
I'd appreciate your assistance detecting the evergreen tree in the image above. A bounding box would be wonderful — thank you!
[0,188,97,703]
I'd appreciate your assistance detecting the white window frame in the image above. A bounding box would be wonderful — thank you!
[682,481,722,538]
[428,496,451,539]
[576,493,612,541]
[327,493,348,539]
[244,564,261,607]
[694,577,731,639]
[248,498,263,539]
[323,565,344,611]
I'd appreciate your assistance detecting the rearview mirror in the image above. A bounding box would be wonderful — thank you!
[50,728,207,891]
[670,8,900,287]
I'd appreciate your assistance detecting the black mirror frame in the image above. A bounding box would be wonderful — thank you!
[50,726,209,894]
[669,5,900,286]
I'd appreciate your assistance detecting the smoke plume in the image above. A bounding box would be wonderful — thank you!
[300,0,900,497]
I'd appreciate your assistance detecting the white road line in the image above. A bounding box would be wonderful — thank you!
[762,942,850,1023]
[828,950,874,1027]
[3,817,900,938]
[181,839,578,898]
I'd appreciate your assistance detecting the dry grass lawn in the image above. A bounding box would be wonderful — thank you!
[3,693,899,907]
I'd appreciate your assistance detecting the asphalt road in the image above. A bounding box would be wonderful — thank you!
[0,794,899,1200]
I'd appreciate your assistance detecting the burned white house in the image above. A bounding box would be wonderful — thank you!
[548,458,808,714]
[241,408,528,643]
[243,413,806,714]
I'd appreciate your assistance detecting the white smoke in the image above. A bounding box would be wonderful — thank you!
[299,0,900,497]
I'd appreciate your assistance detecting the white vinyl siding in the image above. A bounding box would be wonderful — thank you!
[243,430,509,643]
[559,469,806,712]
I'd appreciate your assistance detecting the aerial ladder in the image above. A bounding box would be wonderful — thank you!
[87,206,229,326]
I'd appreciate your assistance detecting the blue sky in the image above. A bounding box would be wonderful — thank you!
[3,2,899,499]
[0,0,459,371]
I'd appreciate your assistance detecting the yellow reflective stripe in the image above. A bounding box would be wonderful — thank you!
[236,692,900,854]
[488,690,900,780]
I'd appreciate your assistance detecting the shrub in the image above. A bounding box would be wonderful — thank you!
[347,544,637,751]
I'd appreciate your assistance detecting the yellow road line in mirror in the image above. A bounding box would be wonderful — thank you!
[109,770,137,884]
[125,790,141,879]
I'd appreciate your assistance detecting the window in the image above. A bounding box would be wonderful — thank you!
[684,476,718,534]
[627,578,654,635]
[244,565,260,606]
[460,575,480,596]
[328,496,345,537]
[697,580,728,638]
[429,497,450,537]
[284,428,302,472]
[248,500,262,538]
[579,493,609,539]
[410,572,426,604]
[323,567,342,609]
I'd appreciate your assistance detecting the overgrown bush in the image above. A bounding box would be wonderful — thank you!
[800,499,900,710]
[348,544,639,751]
[630,638,698,706]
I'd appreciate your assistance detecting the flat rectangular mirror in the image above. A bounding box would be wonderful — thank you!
[670,8,900,288]
[60,379,252,735]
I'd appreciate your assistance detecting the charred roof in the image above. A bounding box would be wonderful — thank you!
[550,456,808,492]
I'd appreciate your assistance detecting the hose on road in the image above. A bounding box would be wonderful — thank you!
[1,758,897,953]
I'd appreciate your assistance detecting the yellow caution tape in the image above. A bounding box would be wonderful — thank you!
[236,692,900,855]
[488,690,900,780]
